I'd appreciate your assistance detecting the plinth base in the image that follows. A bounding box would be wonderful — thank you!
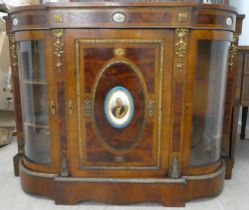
[19,161,225,207]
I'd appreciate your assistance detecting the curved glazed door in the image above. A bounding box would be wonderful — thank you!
[183,30,233,175]
[66,29,173,178]
[15,31,60,173]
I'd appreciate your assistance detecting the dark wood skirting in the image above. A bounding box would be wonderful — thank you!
[19,161,225,206]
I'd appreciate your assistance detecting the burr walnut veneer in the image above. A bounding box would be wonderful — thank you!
[5,1,242,206]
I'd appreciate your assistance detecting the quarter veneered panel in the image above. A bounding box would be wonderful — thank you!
[76,39,163,169]
[84,48,114,93]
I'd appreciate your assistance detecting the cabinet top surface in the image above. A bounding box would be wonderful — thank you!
[9,2,237,13]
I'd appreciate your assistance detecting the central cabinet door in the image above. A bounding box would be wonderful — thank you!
[66,29,173,178]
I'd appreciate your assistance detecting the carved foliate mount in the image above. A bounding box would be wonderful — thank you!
[177,13,188,23]
[229,33,240,68]
[84,98,91,118]
[53,14,63,23]
[170,153,181,179]
[148,99,155,118]
[175,29,188,71]
[9,36,18,68]
[52,29,64,73]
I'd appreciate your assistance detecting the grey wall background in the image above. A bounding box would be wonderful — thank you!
[230,0,249,45]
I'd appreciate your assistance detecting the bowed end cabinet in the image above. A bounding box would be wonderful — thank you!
[5,1,241,206]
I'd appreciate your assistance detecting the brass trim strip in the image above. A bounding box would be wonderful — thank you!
[19,158,225,182]
[55,177,186,184]
[183,163,225,180]
[80,165,159,170]
[19,161,57,178]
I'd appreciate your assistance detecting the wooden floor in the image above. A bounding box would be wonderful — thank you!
[1,137,249,210]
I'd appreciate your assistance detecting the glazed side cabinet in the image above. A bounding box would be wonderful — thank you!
[5,2,243,206]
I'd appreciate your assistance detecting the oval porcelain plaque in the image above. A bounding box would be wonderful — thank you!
[12,17,19,26]
[112,12,126,23]
[104,86,134,129]
[226,17,233,26]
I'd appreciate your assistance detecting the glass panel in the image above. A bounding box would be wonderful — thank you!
[24,125,51,164]
[18,40,51,165]
[190,40,230,166]
[20,41,46,81]
[22,84,49,125]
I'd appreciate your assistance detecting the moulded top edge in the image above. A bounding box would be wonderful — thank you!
[8,2,237,14]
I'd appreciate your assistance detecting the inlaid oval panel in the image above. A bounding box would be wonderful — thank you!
[93,60,147,152]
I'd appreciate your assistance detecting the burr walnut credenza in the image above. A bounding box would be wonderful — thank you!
[5,1,243,206]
